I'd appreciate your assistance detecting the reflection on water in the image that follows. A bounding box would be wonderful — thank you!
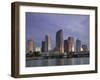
[26,57,89,67]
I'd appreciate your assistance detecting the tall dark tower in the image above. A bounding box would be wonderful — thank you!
[56,29,64,53]
[76,39,81,52]
[64,40,68,53]
[41,41,46,52]
[45,33,51,52]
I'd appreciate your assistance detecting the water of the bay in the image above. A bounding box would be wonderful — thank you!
[26,57,89,67]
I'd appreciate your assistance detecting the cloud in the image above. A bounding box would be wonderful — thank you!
[26,12,89,48]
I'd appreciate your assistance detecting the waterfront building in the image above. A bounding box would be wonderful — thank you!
[64,40,68,53]
[41,41,46,52]
[36,47,41,52]
[67,37,74,53]
[76,39,81,52]
[56,29,64,53]
[45,33,51,52]
[82,44,88,52]
[27,39,35,54]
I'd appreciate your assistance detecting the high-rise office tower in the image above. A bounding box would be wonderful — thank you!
[45,33,51,52]
[56,29,64,53]
[67,37,74,53]
[64,40,68,53]
[27,39,35,54]
[41,41,46,52]
[76,39,81,52]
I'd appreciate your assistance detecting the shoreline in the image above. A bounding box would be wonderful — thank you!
[26,54,89,60]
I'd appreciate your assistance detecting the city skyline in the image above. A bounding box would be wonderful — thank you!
[26,12,89,49]
[26,29,88,53]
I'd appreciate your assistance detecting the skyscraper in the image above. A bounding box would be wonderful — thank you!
[67,37,74,53]
[45,33,51,52]
[56,29,64,53]
[64,40,68,53]
[27,39,35,54]
[41,41,46,52]
[76,39,81,52]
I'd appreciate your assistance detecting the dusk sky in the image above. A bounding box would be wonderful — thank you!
[26,12,89,48]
